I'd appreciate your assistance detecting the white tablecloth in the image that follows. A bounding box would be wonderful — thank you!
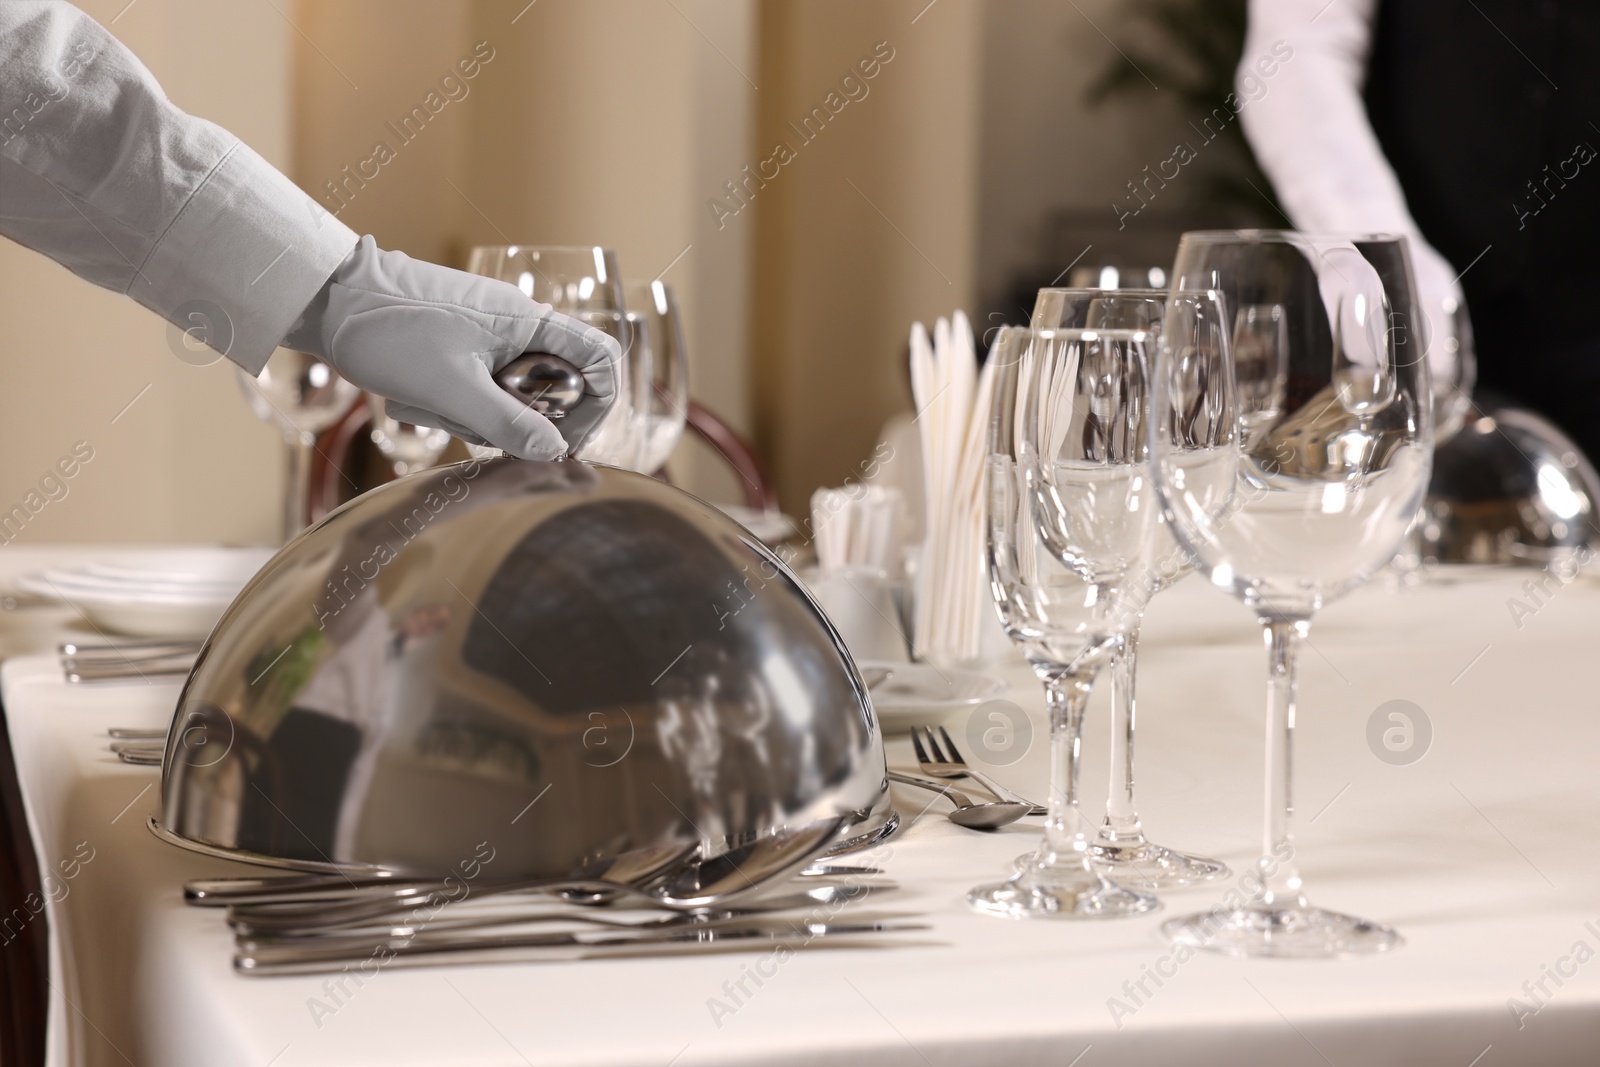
[5,547,1600,1066]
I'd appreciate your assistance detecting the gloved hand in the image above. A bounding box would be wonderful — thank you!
[1299,236,1394,414]
[284,236,619,459]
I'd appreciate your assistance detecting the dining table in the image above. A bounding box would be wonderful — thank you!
[2,544,1598,1066]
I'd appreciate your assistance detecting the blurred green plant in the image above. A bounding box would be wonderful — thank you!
[1085,0,1283,224]
[242,625,327,733]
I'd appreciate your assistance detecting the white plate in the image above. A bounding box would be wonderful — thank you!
[81,549,273,585]
[860,660,1008,733]
[15,548,273,638]
[62,595,238,639]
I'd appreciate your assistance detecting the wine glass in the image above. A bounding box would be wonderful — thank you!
[466,245,643,468]
[366,393,451,476]
[625,280,691,473]
[1150,233,1431,957]
[1031,289,1228,890]
[466,245,624,313]
[966,325,1158,920]
[1232,303,1290,446]
[236,350,360,543]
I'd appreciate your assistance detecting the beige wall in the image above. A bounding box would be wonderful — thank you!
[975,0,1228,317]
[292,0,473,267]
[0,0,289,546]
[753,0,983,510]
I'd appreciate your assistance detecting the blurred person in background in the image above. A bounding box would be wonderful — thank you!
[1240,0,1600,460]
[0,1,616,460]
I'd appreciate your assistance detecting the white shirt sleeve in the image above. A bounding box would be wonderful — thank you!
[0,1,357,373]
[1239,0,1462,339]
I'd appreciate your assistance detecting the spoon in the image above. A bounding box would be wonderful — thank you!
[887,770,1029,830]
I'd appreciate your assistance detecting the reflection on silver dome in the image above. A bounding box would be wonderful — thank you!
[1424,406,1600,564]
[156,459,890,880]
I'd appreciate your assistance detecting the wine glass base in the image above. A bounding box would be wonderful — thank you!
[969,856,1160,920]
[1161,903,1402,958]
[1088,841,1231,890]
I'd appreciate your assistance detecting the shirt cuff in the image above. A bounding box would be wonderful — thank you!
[134,140,359,374]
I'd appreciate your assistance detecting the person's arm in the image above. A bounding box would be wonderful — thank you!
[0,2,618,459]
[0,1,356,374]
[1238,0,1462,365]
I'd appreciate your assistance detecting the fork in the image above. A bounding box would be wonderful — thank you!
[912,725,1046,815]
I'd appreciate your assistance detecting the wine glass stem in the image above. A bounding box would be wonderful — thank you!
[283,434,314,544]
[1042,672,1093,859]
[1260,616,1310,907]
[1100,626,1147,846]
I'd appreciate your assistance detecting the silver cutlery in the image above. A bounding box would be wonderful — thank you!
[800,864,882,878]
[60,638,202,656]
[64,656,197,677]
[62,649,197,667]
[60,639,201,683]
[913,725,1047,815]
[886,770,1029,830]
[110,740,164,756]
[185,862,884,909]
[186,873,412,906]
[239,907,918,956]
[234,916,930,976]
[65,663,193,684]
[198,818,845,922]
[225,869,879,936]
[107,730,166,765]
[231,881,897,942]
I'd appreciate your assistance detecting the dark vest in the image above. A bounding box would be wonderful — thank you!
[1364,0,1600,453]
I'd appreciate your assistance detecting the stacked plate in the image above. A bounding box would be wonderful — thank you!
[14,548,274,638]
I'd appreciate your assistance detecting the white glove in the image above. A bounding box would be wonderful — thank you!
[285,236,619,459]
[1296,237,1394,414]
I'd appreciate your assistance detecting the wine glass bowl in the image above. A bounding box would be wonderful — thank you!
[1232,303,1290,444]
[366,393,452,476]
[239,350,359,438]
[1151,232,1432,957]
[625,280,691,473]
[465,245,624,313]
[236,350,360,542]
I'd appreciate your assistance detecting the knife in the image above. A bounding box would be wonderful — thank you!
[235,917,931,975]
